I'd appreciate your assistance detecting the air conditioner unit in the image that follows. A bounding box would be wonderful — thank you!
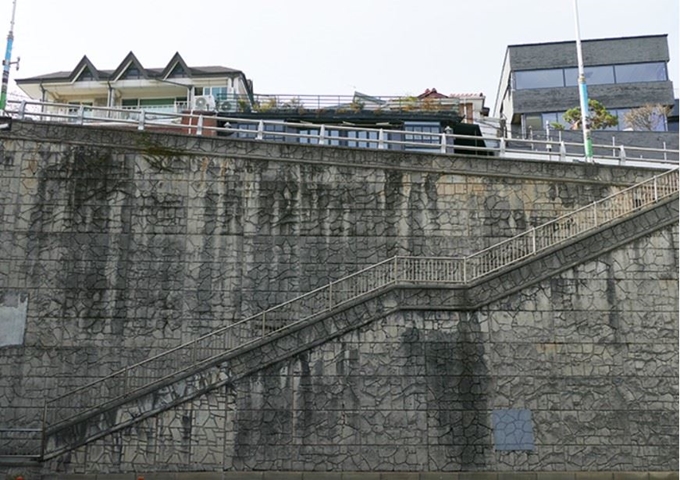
[192,95,215,111]
[217,99,236,112]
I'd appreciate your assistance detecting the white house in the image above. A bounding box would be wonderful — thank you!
[16,51,254,115]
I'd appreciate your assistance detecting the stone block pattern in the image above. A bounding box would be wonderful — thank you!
[41,224,679,474]
[0,123,649,427]
[0,123,676,474]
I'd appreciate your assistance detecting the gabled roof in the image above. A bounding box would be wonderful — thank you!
[418,88,448,99]
[70,55,101,82]
[159,52,190,80]
[16,51,244,84]
[110,51,148,81]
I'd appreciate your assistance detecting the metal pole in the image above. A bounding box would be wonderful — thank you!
[0,0,18,111]
[573,0,593,162]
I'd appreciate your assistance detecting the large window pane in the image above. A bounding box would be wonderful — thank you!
[587,66,615,85]
[564,66,615,86]
[263,123,285,142]
[299,128,320,144]
[404,122,440,150]
[348,130,378,148]
[614,62,667,83]
[515,69,565,90]
[618,107,667,131]
[326,129,341,146]
[524,114,543,135]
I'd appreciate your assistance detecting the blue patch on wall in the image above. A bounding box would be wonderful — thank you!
[492,409,535,451]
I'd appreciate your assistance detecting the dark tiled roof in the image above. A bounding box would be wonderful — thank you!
[16,52,243,84]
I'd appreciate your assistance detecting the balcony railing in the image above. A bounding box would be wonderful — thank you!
[4,99,679,168]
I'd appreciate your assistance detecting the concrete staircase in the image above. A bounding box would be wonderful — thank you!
[10,170,680,461]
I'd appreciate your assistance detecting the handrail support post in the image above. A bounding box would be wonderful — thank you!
[137,110,146,130]
[197,115,204,136]
[319,124,326,145]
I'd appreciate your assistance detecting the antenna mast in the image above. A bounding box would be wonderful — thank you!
[0,0,19,111]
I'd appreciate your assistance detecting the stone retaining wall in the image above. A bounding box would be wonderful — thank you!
[0,122,676,476]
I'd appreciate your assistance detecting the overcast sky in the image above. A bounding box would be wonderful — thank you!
[3,0,679,110]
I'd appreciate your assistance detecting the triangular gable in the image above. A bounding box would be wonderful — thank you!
[111,51,148,81]
[160,52,191,80]
[69,55,100,82]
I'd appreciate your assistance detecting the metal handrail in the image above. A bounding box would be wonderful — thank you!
[5,99,679,167]
[40,168,679,438]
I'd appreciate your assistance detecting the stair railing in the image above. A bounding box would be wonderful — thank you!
[42,168,679,437]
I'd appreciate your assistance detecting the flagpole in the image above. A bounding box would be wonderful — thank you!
[573,0,593,162]
[0,0,18,111]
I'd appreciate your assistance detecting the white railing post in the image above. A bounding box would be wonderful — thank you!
[653,177,658,202]
[440,133,447,153]
[137,110,146,130]
[559,141,566,162]
[499,137,506,157]
[77,105,85,125]
[256,120,264,140]
[197,115,204,136]
[378,129,385,149]
[319,124,326,145]
[18,100,26,120]
[612,137,616,157]
[619,145,626,165]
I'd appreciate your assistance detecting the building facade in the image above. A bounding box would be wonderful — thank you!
[15,51,255,114]
[493,34,676,140]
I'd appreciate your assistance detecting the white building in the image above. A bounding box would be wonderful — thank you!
[16,51,254,115]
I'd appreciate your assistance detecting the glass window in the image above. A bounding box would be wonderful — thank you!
[614,62,667,83]
[514,69,565,90]
[541,112,558,126]
[168,64,188,78]
[235,123,257,139]
[326,129,342,146]
[210,87,229,100]
[139,98,174,106]
[404,122,440,145]
[617,107,667,131]
[299,128,320,144]
[121,99,138,107]
[564,66,615,86]
[524,114,543,135]
[76,68,95,82]
[563,68,578,87]
[347,130,379,149]
[263,123,285,142]
[121,65,142,80]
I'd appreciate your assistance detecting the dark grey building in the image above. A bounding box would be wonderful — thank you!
[493,34,675,140]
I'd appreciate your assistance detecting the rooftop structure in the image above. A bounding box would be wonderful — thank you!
[15,51,255,114]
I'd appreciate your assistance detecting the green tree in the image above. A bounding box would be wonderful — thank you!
[562,99,618,130]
